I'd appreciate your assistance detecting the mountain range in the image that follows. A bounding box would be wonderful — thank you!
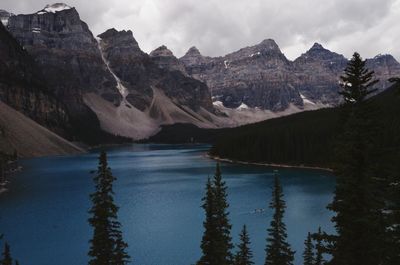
[1,3,400,156]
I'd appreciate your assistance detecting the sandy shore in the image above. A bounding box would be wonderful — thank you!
[206,154,333,172]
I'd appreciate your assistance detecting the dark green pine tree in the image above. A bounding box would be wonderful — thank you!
[339,52,378,104]
[14,261,18,265]
[328,52,385,265]
[88,151,130,265]
[198,177,216,265]
[1,243,12,265]
[213,163,234,265]
[384,80,400,265]
[234,225,254,265]
[198,164,233,265]
[314,228,324,265]
[265,174,295,265]
[302,233,314,265]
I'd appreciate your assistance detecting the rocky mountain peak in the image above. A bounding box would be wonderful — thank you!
[98,28,143,57]
[37,3,72,14]
[180,46,209,67]
[296,42,346,63]
[258,38,280,51]
[98,28,134,40]
[371,53,398,62]
[150,45,188,74]
[185,46,202,56]
[310,42,324,50]
[149,45,174,58]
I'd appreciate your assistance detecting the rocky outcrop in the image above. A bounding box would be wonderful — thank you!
[150,45,188,75]
[180,39,303,111]
[97,28,153,111]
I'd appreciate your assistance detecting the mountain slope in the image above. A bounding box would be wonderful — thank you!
[0,101,83,158]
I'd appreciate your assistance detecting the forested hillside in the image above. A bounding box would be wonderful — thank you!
[210,82,400,168]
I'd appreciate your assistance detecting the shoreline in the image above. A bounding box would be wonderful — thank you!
[206,154,334,172]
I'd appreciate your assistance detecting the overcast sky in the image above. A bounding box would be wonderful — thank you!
[1,0,399,60]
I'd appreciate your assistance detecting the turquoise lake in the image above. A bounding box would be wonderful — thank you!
[0,144,335,265]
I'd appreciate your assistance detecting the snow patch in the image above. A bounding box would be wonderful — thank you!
[224,60,229,69]
[300,93,316,105]
[32,27,41,33]
[97,41,128,98]
[236,102,249,110]
[1,18,8,26]
[40,3,72,14]
[213,101,224,107]
[250,52,261,57]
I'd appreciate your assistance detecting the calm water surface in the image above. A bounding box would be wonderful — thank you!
[0,144,335,265]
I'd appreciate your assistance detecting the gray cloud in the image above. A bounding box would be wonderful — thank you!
[1,0,399,60]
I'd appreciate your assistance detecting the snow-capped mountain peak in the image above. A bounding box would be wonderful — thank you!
[39,3,72,14]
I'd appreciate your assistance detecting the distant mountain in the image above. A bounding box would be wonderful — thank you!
[293,43,349,104]
[2,3,400,144]
[180,41,400,110]
[180,39,303,111]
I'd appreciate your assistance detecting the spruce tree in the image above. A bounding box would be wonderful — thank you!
[265,174,294,265]
[339,52,378,104]
[198,177,216,265]
[213,163,233,265]
[328,52,385,265]
[302,233,314,265]
[197,164,233,265]
[234,225,254,265]
[384,86,400,265]
[1,243,12,265]
[88,151,130,265]
[314,228,324,265]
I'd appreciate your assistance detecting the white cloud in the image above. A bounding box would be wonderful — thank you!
[1,0,399,60]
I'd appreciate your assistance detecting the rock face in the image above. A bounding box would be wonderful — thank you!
[5,4,128,143]
[97,28,152,111]
[181,39,303,111]
[293,43,349,104]
[7,4,121,116]
[0,21,69,136]
[366,54,400,90]
[150,45,188,74]
[98,28,214,113]
[181,41,400,109]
